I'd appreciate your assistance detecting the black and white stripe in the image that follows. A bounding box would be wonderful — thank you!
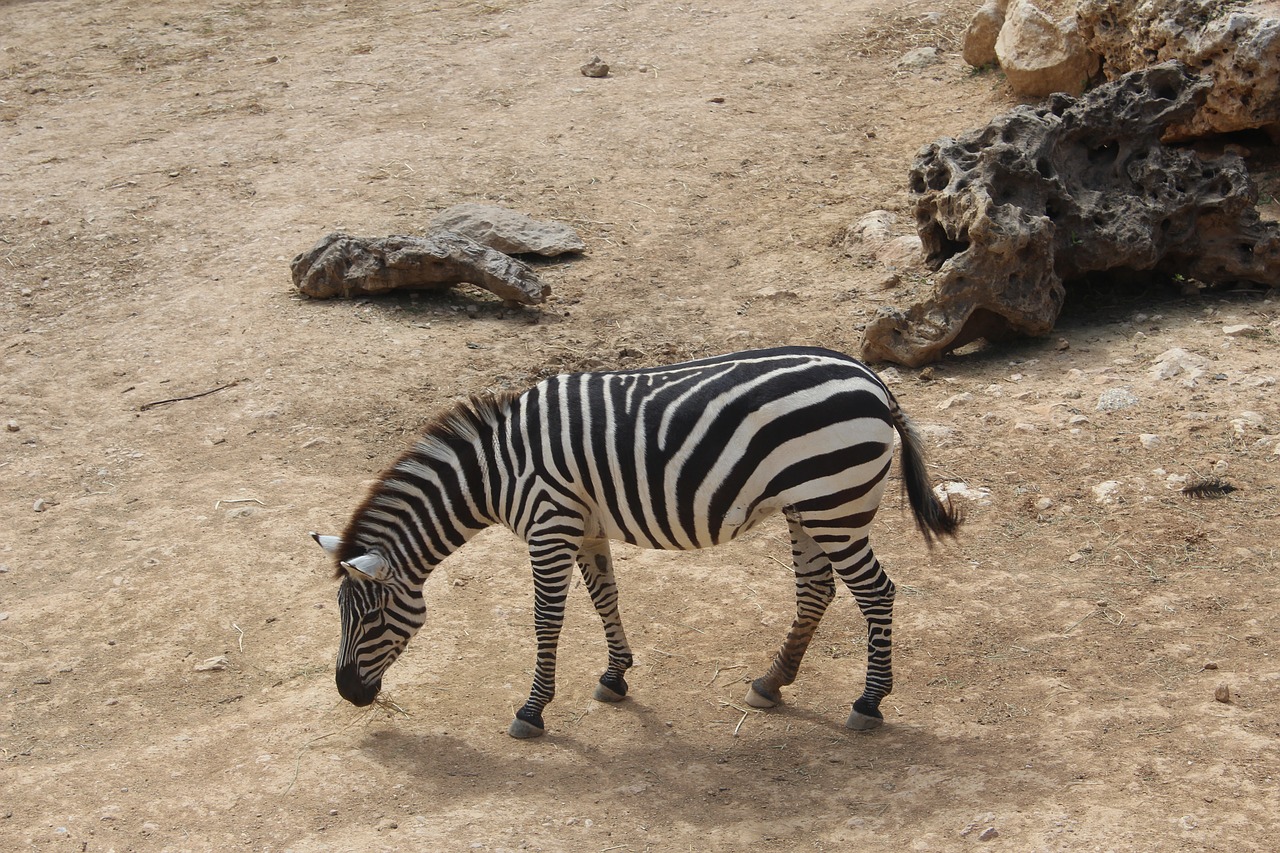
[313,346,960,736]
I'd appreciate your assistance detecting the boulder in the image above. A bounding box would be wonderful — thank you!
[962,0,1009,68]
[860,62,1280,367]
[995,0,1099,97]
[1077,0,1280,140]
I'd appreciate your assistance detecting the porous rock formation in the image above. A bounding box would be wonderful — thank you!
[861,62,1280,367]
[1077,0,1280,140]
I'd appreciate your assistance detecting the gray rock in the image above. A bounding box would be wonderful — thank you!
[429,203,586,257]
[861,63,1280,366]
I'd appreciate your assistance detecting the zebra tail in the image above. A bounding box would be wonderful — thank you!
[889,397,963,548]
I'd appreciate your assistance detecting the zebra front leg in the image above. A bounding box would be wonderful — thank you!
[510,536,579,739]
[837,547,896,731]
[576,538,634,703]
[745,520,835,709]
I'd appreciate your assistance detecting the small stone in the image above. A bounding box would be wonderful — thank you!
[4,420,17,432]
[105,698,119,706]
[34,676,51,685]
[1034,497,1054,511]
[1096,388,1138,411]
[580,56,609,78]
[1091,481,1121,504]
[376,818,399,831]
[194,655,230,672]
[1214,684,1231,704]
[1203,662,1219,670]
[938,392,973,410]
[0,612,8,622]
[895,46,941,71]
[1222,324,1255,336]
[33,498,48,512]
[1139,434,1161,448]
[978,827,999,841]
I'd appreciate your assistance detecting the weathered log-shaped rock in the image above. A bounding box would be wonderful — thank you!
[861,62,1280,367]
[1077,0,1280,140]
[291,231,551,302]
[429,204,587,257]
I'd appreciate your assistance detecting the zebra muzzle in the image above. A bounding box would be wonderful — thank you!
[336,663,381,706]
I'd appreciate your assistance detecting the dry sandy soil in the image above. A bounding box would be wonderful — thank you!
[3,0,1280,850]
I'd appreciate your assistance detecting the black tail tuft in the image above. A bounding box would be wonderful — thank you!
[890,399,963,548]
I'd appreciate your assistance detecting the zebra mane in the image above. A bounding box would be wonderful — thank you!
[411,390,520,463]
[334,390,520,574]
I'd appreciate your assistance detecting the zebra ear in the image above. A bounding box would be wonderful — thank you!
[341,553,388,581]
[311,532,341,555]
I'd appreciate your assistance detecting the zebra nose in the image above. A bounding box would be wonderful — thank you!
[336,663,380,706]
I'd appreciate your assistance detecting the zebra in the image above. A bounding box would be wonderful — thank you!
[311,346,961,738]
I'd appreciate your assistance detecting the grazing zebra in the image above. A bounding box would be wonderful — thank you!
[312,346,960,738]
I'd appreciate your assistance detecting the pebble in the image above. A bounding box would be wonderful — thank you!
[4,420,17,432]
[978,827,1000,841]
[1034,497,1054,511]
[1222,324,1255,336]
[33,498,48,512]
[938,392,973,410]
[1139,434,1161,448]
[0,612,7,622]
[580,56,609,78]
[1092,481,1121,504]
[1096,388,1138,411]
[1214,684,1231,704]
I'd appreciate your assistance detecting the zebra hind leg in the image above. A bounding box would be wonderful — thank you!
[833,543,896,731]
[576,538,635,703]
[745,518,836,709]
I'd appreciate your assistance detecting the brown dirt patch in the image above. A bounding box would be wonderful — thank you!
[3,0,1278,850]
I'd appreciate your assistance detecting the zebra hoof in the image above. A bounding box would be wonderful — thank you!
[845,707,884,731]
[508,717,546,739]
[744,680,781,709]
[593,679,627,703]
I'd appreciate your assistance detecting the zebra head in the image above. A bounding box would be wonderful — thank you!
[311,532,427,707]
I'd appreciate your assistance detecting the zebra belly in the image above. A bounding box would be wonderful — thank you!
[584,496,786,551]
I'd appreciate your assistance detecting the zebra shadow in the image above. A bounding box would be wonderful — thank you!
[352,691,1066,836]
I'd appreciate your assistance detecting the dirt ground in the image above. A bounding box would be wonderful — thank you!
[3,0,1279,850]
